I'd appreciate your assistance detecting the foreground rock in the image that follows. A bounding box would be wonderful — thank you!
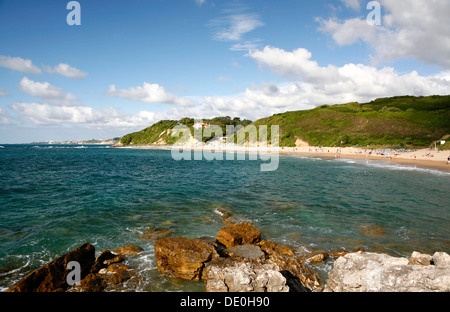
[7,243,95,292]
[325,251,450,292]
[154,223,323,292]
[205,258,289,292]
[7,243,144,292]
[154,237,216,280]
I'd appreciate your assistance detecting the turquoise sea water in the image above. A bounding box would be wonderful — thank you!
[0,144,449,291]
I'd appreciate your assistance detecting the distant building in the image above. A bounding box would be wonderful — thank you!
[193,122,210,130]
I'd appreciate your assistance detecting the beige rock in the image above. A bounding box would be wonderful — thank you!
[326,251,450,292]
[205,258,289,292]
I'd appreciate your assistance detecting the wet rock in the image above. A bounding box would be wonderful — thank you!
[325,251,450,292]
[329,247,365,259]
[7,243,95,292]
[216,223,261,248]
[91,250,117,273]
[296,248,329,263]
[111,244,143,256]
[205,258,289,292]
[359,225,386,237]
[139,228,174,240]
[72,273,106,292]
[154,237,216,280]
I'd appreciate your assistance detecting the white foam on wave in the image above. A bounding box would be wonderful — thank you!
[334,157,450,176]
[367,160,450,176]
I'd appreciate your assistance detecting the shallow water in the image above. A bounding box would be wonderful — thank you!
[0,145,449,291]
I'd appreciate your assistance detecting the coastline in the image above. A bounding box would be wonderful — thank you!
[113,144,450,173]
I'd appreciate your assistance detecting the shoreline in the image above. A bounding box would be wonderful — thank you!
[114,144,450,173]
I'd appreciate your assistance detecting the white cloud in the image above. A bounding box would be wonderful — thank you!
[10,102,167,129]
[249,46,450,102]
[229,40,262,51]
[106,82,194,107]
[0,55,41,74]
[18,77,79,107]
[340,0,361,11]
[209,11,264,42]
[44,63,88,79]
[318,0,450,68]
[195,0,206,6]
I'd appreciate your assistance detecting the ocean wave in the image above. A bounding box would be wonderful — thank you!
[367,160,450,176]
[334,157,450,176]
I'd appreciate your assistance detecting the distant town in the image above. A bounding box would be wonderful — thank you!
[29,138,120,145]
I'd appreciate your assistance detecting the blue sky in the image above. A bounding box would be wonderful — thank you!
[0,0,449,143]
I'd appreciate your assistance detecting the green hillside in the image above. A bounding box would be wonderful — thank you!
[117,116,252,146]
[252,95,450,148]
[117,95,450,149]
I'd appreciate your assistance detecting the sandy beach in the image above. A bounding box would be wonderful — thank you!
[115,144,450,173]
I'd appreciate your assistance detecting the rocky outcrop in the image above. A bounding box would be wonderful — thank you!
[216,223,261,248]
[154,237,216,280]
[139,228,174,241]
[153,223,323,292]
[7,243,95,292]
[325,251,450,292]
[7,243,144,292]
[205,258,289,292]
[111,245,143,256]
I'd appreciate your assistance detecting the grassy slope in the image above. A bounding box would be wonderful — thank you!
[118,117,252,146]
[117,95,450,148]
[252,95,450,148]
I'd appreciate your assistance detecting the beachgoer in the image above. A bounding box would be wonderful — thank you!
[447,156,450,165]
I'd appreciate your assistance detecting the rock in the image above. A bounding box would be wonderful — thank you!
[432,252,450,267]
[359,225,385,237]
[297,249,328,263]
[111,245,143,256]
[205,258,289,292]
[258,240,295,257]
[408,251,432,265]
[325,251,450,292]
[91,250,117,273]
[274,257,322,292]
[71,261,140,292]
[329,247,365,259]
[71,273,106,292]
[216,223,261,248]
[103,255,125,266]
[139,228,174,240]
[258,240,322,292]
[214,208,230,219]
[154,237,216,280]
[224,245,265,261]
[7,243,95,292]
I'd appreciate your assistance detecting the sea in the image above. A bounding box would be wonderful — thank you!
[0,144,449,291]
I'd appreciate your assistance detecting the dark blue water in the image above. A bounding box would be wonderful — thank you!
[0,145,449,291]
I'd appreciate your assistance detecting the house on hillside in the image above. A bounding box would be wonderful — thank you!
[193,122,210,130]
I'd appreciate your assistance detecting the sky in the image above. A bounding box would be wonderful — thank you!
[0,0,449,143]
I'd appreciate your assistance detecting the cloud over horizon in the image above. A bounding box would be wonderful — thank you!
[318,0,450,68]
